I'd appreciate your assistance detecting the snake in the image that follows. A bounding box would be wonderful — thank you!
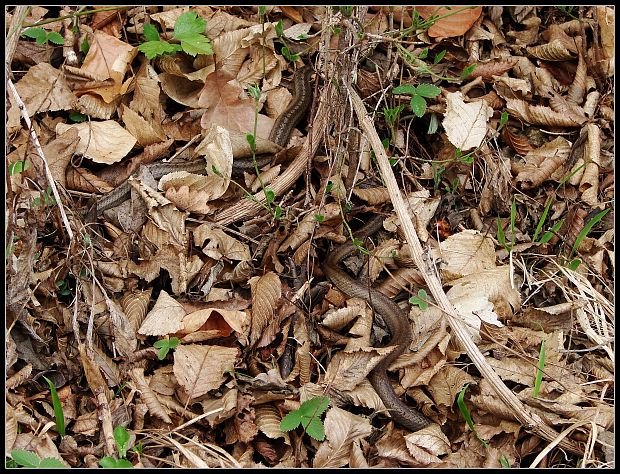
[94,64,314,215]
[324,215,431,432]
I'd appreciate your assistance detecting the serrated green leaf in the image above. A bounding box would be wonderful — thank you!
[415,83,441,98]
[410,94,427,117]
[279,410,302,431]
[178,34,213,56]
[143,23,161,42]
[11,450,41,468]
[303,416,326,441]
[22,27,47,44]
[299,396,329,418]
[393,84,417,95]
[138,40,179,60]
[39,457,66,468]
[174,11,206,38]
[99,456,134,468]
[46,31,65,45]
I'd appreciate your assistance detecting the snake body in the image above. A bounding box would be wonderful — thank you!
[324,215,431,432]
[95,64,314,215]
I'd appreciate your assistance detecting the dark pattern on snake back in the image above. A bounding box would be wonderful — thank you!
[324,215,431,432]
[94,64,314,215]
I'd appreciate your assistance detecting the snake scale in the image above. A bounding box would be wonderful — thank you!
[324,215,431,432]
[94,64,314,215]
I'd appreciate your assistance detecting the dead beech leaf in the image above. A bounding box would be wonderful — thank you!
[7,62,77,130]
[278,202,340,252]
[579,123,601,206]
[129,367,173,424]
[468,58,519,80]
[404,424,451,464]
[313,406,372,468]
[514,136,571,189]
[79,30,137,103]
[248,272,282,347]
[439,230,496,280]
[120,288,152,334]
[121,104,166,146]
[352,186,391,205]
[66,166,113,194]
[40,127,80,189]
[325,347,395,392]
[527,39,577,61]
[105,294,137,357]
[193,225,251,261]
[138,290,186,337]
[255,403,290,443]
[502,127,533,155]
[415,6,482,38]
[5,404,17,453]
[173,344,238,399]
[55,120,137,164]
[427,365,475,409]
[198,70,272,139]
[505,98,587,127]
[179,307,249,341]
[442,92,493,151]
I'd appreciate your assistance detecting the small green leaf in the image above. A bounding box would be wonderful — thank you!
[410,94,427,117]
[500,110,509,126]
[99,456,134,468]
[281,46,300,62]
[69,111,87,122]
[80,37,89,56]
[427,113,439,134]
[497,217,506,249]
[22,27,47,44]
[299,395,330,418]
[178,34,213,56]
[39,457,67,468]
[418,47,429,59]
[566,258,581,270]
[258,6,267,16]
[500,455,510,468]
[143,23,161,42]
[174,11,206,38]
[247,84,261,101]
[461,64,477,79]
[9,160,30,176]
[314,214,325,223]
[393,84,417,95]
[280,410,302,431]
[415,83,441,98]
[246,133,257,152]
[46,31,65,45]
[265,189,275,204]
[275,20,283,37]
[274,205,283,219]
[325,181,334,192]
[409,289,429,310]
[43,376,65,436]
[303,416,325,441]
[114,426,130,458]
[138,40,179,60]
[11,450,42,468]
[433,49,446,64]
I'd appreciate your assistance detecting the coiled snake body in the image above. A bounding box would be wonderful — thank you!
[324,215,431,431]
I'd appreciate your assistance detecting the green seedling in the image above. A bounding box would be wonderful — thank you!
[8,160,30,176]
[42,376,65,436]
[569,207,611,259]
[533,340,545,398]
[280,396,330,441]
[457,384,489,448]
[21,27,64,46]
[138,12,213,60]
[153,337,180,360]
[393,83,441,118]
[409,289,429,310]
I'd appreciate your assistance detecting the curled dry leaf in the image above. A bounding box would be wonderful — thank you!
[138,289,186,337]
[129,367,173,424]
[193,225,251,261]
[120,288,153,334]
[527,39,577,61]
[514,136,571,189]
[352,186,391,205]
[66,166,114,194]
[502,127,533,155]
[255,403,290,444]
[173,344,238,400]
[313,406,373,468]
[178,307,249,342]
[248,272,283,348]
[428,365,475,410]
[404,424,451,465]
[505,98,587,127]
[121,104,166,147]
[324,347,395,393]
[278,202,340,252]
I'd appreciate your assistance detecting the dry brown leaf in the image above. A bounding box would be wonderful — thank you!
[120,288,152,334]
[505,98,587,127]
[514,136,571,189]
[404,424,451,465]
[121,104,166,146]
[278,202,340,252]
[105,294,137,357]
[442,91,493,151]
[179,307,249,342]
[66,166,114,193]
[502,127,533,155]
[428,365,475,410]
[138,289,186,336]
[468,58,519,80]
[375,428,419,467]
[415,6,482,38]
[324,347,395,392]
[173,344,238,399]
[255,403,290,443]
[439,229,496,280]
[129,367,173,423]
[313,406,373,468]
[199,387,239,427]
[579,123,601,206]
[7,63,78,132]
[55,120,137,164]
[248,272,282,347]
[5,403,18,453]
[193,225,251,261]
[78,30,137,103]
[527,39,577,61]
[352,186,391,205]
